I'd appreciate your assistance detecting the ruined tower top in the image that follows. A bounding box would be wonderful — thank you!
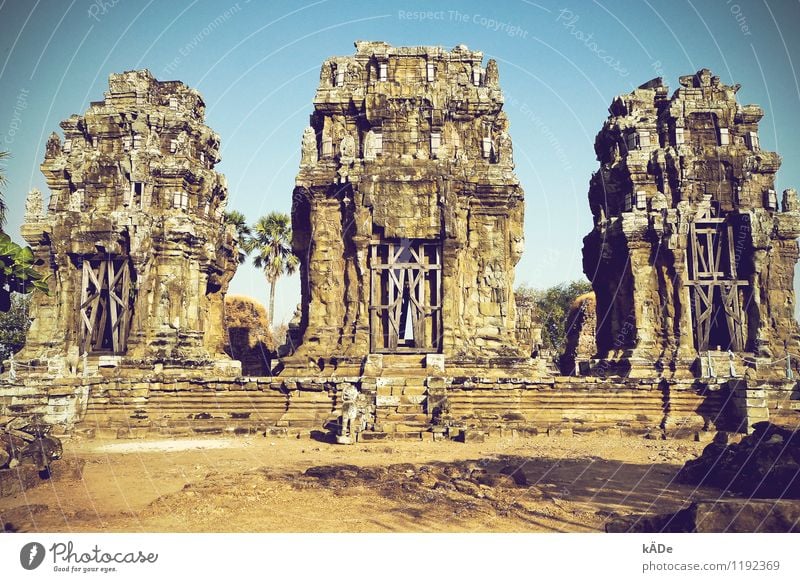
[40,69,225,218]
[303,41,510,169]
[316,41,496,101]
[590,68,781,220]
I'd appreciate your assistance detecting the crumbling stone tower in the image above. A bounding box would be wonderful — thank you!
[19,70,239,374]
[290,42,525,367]
[582,69,800,379]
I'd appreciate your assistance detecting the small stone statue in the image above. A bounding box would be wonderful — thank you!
[339,134,356,162]
[45,132,62,158]
[319,61,333,85]
[510,235,524,263]
[485,59,499,88]
[66,345,80,376]
[363,129,378,160]
[300,126,318,166]
[8,353,16,382]
[650,191,668,212]
[781,188,799,212]
[347,62,362,84]
[24,188,44,221]
[497,131,513,165]
[68,189,83,212]
[706,351,715,378]
[337,384,362,444]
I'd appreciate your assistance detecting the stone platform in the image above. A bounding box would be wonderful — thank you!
[3,365,797,441]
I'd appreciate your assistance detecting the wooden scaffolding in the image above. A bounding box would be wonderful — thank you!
[369,239,442,353]
[79,256,134,354]
[688,212,747,352]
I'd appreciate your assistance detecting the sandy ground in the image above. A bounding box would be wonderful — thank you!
[0,433,725,533]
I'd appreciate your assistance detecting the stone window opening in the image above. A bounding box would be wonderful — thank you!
[481,136,493,159]
[173,191,189,211]
[335,66,345,87]
[765,189,778,210]
[128,181,144,207]
[472,67,483,86]
[378,62,388,82]
[625,130,650,151]
[78,256,135,354]
[63,139,73,154]
[623,192,633,212]
[370,238,442,353]
[169,139,177,153]
[718,127,730,146]
[426,62,435,82]
[430,131,441,158]
[674,126,685,146]
[635,190,647,210]
[746,131,760,151]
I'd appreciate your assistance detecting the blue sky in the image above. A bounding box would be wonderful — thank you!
[1,0,799,324]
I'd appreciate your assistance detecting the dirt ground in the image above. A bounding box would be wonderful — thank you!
[0,433,726,533]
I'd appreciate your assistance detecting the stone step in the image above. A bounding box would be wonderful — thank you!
[396,404,426,414]
[391,431,424,440]
[378,413,429,423]
[399,395,427,406]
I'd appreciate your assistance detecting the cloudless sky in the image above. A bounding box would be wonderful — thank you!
[1,0,799,324]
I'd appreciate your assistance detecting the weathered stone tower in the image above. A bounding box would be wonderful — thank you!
[289,42,525,370]
[18,70,239,375]
[582,69,800,380]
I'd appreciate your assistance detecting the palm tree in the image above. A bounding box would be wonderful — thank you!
[243,211,299,326]
[223,210,251,264]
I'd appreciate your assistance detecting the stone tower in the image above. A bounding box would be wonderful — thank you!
[582,69,800,379]
[289,42,525,368]
[19,70,239,375]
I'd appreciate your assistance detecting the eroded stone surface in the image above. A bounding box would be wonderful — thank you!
[561,291,597,374]
[289,42,526,365]
[19,69,238,373]
[582,69,800,380]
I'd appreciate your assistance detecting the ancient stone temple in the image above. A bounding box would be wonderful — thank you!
[582,69,800,381]
[17,70,239,376]
[289,41,526,370]
[3,60,797,439]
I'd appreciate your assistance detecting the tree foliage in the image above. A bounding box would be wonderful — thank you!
[0,150,48,311]
[517,279,593,353]
[0,293,31,361]
[224,210,252,264]
[242,211,299,326]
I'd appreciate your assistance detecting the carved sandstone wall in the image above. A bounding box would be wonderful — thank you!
[582,70,800,379]
[18,70,238,374]
[290,42,525,365]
